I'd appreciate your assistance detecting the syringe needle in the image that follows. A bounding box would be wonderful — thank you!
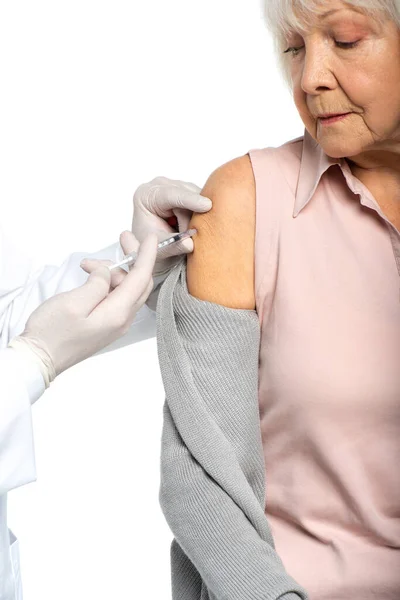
[108,228,197,271]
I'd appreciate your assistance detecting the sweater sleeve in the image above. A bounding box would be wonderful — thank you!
[156,260,308,600]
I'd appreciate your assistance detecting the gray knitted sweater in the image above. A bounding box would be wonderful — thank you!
[156,260,308,600]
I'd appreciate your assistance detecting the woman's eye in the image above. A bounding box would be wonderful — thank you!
[283,46,304,57]
[283,40,359,56]
[335,40,360,49]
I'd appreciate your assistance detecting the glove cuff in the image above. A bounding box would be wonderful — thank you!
[8,336,57,389]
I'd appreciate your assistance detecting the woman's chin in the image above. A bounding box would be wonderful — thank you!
[317,137,364,159]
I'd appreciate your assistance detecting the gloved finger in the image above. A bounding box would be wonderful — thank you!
[173,207,191,233]
[175,181,203,194]
[132,273,157,308]
[156,207,191,238]
[167,181,203,195]
[146,176,202,194]
[95,233,158,321]
[80,258,127,288]
[75,265,113,317]
[145,186,212,217]
[119,230,140,256]
[109,233,158,317]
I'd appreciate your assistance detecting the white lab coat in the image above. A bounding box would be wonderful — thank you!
[0,225,157,600]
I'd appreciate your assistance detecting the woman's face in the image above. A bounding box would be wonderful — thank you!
[287,0,400,160]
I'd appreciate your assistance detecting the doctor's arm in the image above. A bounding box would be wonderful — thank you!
[0,231,158,496]
[0,225,157,351]
[0,348,44,495]
[0,177,213,351]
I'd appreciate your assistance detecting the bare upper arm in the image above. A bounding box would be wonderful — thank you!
[186,154,256,310]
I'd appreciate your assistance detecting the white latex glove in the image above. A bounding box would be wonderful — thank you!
[9,232,158,383]
[131,176,212,278]
[80,177,213,312]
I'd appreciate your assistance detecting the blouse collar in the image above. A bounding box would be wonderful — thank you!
[293,128,342,218]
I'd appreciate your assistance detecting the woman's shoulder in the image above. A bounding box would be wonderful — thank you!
[185,136,306,309]
[204,153,255,192]
[186,154,256,310]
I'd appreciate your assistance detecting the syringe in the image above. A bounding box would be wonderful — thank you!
[108,228,198,271]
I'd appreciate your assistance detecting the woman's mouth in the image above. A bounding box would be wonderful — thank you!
[318,113,352,125]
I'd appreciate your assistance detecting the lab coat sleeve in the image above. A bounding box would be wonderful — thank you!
[0,225,156,352]
[0,226,157,495]
[0,348,45,495]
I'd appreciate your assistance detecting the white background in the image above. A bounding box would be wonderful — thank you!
[0,1,303,598]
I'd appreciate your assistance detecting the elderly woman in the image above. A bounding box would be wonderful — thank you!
[153,0,400,598]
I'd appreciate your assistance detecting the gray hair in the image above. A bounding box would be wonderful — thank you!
[263,0,400,88]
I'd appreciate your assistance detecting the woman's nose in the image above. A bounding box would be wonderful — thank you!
[300,46,336,95]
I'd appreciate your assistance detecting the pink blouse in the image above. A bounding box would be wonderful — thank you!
[248,130,400,599]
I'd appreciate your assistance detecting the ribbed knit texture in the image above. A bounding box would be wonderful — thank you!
[156,259,308,600]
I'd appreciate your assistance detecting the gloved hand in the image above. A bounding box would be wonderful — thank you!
[80,177,213,311]
[131,176,212,278]
[8,232,158,384]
